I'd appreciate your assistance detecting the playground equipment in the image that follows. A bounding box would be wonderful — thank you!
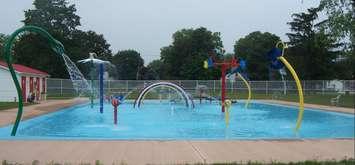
[78,53,111,113]
[204,50,251,112]
[111,98,120,124]
[134,81,195,108]
[237,73,251,108]
[3,26,89,136]
[267,41,304,131]
[224,99,232,126]
[227,58,252,109]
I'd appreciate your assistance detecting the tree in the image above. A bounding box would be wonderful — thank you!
[286,7,342,80]
[136,66,157,80]
[69,30,113,77]
[23,0,80,36]
[146,59,165,79]
[13,0,113,78]
[318,0,353,44]
[13,33,69,77]
[13,0,81,78]
[234,31,280,80]
[0,33,8,60]
[160,27,223,80]
[112,50,144,80]
[318,0,354,78]
[70,30,112,61]
[287,7,322,45]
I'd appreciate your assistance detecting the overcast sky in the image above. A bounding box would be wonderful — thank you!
[1,0,320,64]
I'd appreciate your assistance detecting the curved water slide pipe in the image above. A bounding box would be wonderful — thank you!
[3,26,65,136]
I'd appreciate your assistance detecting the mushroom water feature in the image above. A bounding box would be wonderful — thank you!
[78,53,111,113]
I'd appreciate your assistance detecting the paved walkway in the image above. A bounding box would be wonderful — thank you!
[0,98,88,127]
[0,139,353,164]
[260,99,354,114]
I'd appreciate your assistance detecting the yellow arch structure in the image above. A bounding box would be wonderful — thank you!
[276,41,304,131]
[237,73,251,109]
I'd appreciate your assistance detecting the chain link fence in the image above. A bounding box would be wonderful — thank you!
[46,78,355,98]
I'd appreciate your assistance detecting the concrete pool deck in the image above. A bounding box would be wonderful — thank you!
[0,139,353,164]
[260,99,354,114]
[0,98,89,127]
[0,99,353,164]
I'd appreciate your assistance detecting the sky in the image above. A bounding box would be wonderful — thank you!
[1,0,320,64]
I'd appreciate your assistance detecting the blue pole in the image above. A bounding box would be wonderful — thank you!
[99,63,104,113]
[90,61,94,108]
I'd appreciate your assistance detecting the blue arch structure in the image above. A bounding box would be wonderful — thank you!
[134,82,195,108]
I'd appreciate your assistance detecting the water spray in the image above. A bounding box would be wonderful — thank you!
[78,53,111,113]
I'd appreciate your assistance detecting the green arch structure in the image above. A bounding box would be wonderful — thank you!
[3,26,65,136]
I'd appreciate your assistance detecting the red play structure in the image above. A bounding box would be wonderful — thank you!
[204,50,239,112]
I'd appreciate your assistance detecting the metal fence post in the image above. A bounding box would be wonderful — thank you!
[108,80,111,94]
[213,80,216,93]
[231,80,233,93]
[266,81,268,95]
[126,80,129,93]
[60,79,63,96]
[322,80,325,95]
[303,81,306,94]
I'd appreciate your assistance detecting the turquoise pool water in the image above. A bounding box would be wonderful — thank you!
[0,100,353,140]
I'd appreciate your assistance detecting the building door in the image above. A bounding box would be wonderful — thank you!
[42,78,46,100]
[21,76,26,102]
[36,77,40,100]
[29,77,33,93]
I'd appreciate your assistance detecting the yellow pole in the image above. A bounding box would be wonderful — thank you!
[278,56,304,131]
[225,100,232,127]
[203,60,208,69]
[237,73,251,109]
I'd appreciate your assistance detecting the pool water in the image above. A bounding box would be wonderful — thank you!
[0,100,353,140]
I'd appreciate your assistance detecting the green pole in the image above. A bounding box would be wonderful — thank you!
[2,26,64,136]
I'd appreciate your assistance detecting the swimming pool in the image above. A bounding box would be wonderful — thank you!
[0,100,353,140]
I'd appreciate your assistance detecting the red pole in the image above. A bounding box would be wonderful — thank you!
[199,93,202,104]
[114,107,118,125]
[112,98,119,125]
[221,63,226,113]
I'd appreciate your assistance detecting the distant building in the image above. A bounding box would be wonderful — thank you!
[0,61,49,102]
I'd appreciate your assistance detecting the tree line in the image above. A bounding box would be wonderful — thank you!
[0,0,353,80]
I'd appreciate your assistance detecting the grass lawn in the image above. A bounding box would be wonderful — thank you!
[46,93,77,100]
[47,96,76,100]
[230,92,354,108]
[206,158,355,165]
[0,102,33,111]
